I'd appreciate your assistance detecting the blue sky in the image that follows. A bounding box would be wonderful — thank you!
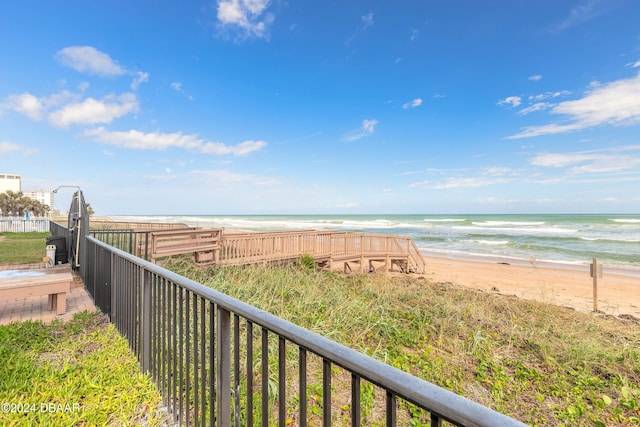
[1,0,640,215]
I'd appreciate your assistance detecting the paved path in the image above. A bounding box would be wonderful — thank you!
[0,263,97,325]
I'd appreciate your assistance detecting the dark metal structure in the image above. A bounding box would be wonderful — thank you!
[67,190,89,276]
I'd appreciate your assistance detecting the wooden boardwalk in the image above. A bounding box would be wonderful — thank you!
[216,229,426,273]
[92,225,426,274]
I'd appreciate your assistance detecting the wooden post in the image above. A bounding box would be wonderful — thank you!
[593,258,598,312]
[590,257,602,312]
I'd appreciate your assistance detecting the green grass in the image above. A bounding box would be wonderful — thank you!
[0,232,50,264]
[165,258,640,426]
[0,311,166,426]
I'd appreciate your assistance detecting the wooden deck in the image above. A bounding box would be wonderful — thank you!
[131,227,426,274]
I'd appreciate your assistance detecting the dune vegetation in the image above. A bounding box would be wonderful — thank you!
[165,258,640,426]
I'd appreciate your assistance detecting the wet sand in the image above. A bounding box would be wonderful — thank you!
[422,256,640,319]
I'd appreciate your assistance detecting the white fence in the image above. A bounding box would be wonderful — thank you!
[0,217,51,233]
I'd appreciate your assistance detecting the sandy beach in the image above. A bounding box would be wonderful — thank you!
[422,256,640,320]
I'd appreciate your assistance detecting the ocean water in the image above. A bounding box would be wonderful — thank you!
[109,214,640,272]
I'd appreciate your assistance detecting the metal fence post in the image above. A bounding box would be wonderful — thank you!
[110,252,117,322]
[217,306,231,427]
[141,268,151,373]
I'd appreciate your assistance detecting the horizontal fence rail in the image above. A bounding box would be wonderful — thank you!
[85,236,526,427]
[1,217,51,232]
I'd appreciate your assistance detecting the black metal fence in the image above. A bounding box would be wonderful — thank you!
[83,235,527,427]
[89,228,151,260]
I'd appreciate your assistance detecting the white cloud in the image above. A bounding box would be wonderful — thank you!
[497,96,521,107]
[361,12,374,30]
[56,46,149,90]
[402,98,423,109]
[170,82,193,100]
[509,72,640,139]
[633,60,640,68]
[130,72,149,90]
[410,167,518,189]
[2,90,124,127]
[346,11,375,44]
[217,0,274,40]
[529,90,571,101]
[345,119,378,141]
[55,46,125,76]
[83,127,267,156]
[518,102,553,115]
[531,146,640,174]
[409,176,511,190]
[483,167,512,176]
[550,0,610,33]
[48,93,139,128]
[4,93,44,120]
[0,141,37,156]
[0,141,22,155]
[531,152,595,168]
[42,90,78,109]
[528,75,543,82]
[189,169,280,186]
[362,119,377,133]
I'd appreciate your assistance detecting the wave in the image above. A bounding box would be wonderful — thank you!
[471,221,546,226]
[454,225,577,235]
[580,236,640,243]
[609,219,640,223]
[474,240,510,246]
[423,218,466,223]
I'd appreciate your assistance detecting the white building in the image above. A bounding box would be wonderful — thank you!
[1,174,55,217]
[23,189,55,215]
[0,173,21,193]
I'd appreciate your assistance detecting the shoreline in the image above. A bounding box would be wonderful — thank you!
[419,248,640,278]
[421,254,640,320]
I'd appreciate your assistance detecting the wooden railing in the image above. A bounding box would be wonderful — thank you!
[92,227,427,274]
[218,230,426,274]
[149,228,222,264]
[90,218,189,230]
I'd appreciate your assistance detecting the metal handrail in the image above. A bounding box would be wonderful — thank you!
[85,236,527,426]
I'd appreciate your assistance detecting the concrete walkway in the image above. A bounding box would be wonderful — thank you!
[0,263,97,325]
